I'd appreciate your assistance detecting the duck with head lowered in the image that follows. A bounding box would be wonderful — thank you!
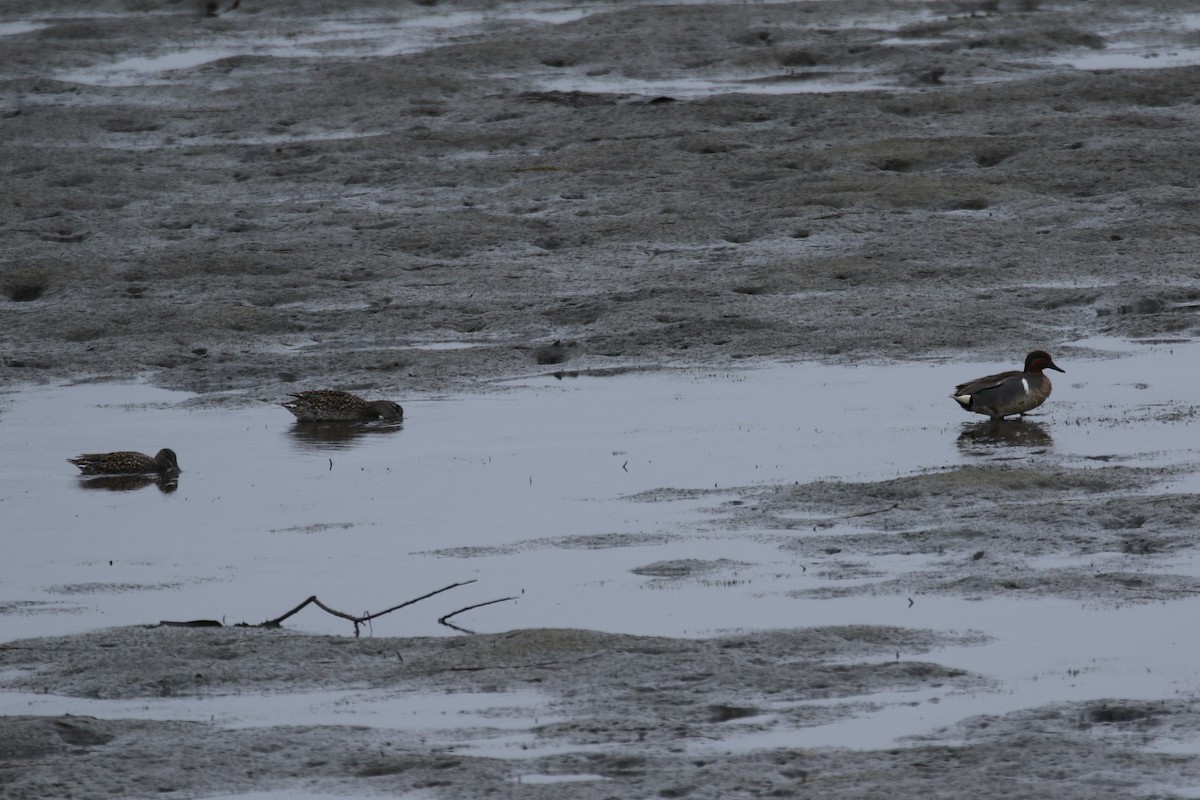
[951,350,1065,421]
[281,390,403,422]
[68,448,182,476]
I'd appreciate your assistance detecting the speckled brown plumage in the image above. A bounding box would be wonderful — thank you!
[68,448,181,475]
[281,390,403,422]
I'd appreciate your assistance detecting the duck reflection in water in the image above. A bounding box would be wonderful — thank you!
[286,419,405,450]
[957,418,1054,452]
[77,474,180,493]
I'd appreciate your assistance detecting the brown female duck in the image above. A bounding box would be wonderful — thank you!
[68,448,182,475]
[281,390,403,422]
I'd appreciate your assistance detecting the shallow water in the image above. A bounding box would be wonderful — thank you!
[1050,44,1200,71]
[3,340,1199,641]
[3,339,1200,748]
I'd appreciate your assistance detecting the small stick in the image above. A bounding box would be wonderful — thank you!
[359,580,478,624]
[260,581,480,631]
[261,595,360,627]
[841,503,899,519]
[438,596,518,627]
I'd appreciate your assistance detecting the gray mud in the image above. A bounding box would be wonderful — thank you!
[4,626,1200,798]
[716,463,1200,601]
[0,624,1177,800]
[4,0,1200,396]
[5,0,1200,797]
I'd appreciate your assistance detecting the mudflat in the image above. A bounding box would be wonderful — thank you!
[4,1,1200,797]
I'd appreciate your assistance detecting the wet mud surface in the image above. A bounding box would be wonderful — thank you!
[4,0,1200,395]
[720,464,1200,602]
[6,625,1200,800]
[5,0,1200,797]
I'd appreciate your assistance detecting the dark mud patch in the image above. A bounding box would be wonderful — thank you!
[631,558,749,578]
[799,564,1200,604]
[44,581,185,595]
[919,697,1200,749]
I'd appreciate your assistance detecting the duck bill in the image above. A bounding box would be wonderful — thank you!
[1048,363,1065,373]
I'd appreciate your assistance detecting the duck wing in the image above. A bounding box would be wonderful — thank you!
[954,369,1020,397]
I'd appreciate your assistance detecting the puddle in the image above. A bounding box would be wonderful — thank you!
[4,340,1200,746]
[1051,44,1200,71]
[1041,10,1200,71]
[532,72,894,97]
[513,773,607,784]
[405,341,488,351]
[0,21,48,37]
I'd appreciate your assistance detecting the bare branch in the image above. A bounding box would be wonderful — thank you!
[438,596,518,630]
[163,581,489,636]
[360,580,478,623]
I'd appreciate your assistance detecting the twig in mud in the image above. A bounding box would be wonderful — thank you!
[260,595,358,627]
[157,581,501,636]
[438,596,519,633]
[841,503,899,519]
[255,580,480,636]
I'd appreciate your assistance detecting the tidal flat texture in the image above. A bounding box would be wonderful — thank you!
[4,1,1200,798]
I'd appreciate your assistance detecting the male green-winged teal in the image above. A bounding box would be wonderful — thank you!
[281,390,403,422]
[68,448,181,476]
[951,350,1065,420]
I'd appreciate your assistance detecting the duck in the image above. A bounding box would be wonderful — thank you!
[951,350,1065,420]
[281,390,403,422]
[68,448,182,476]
